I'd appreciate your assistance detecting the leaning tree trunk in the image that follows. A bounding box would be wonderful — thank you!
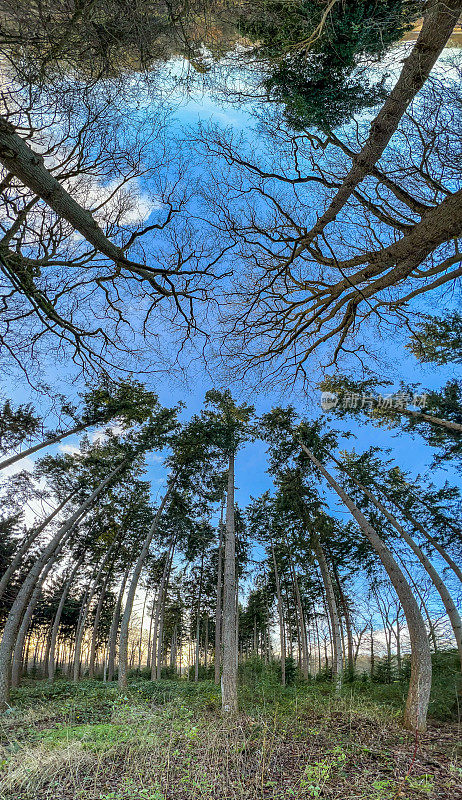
[312,534,343,692]
[360,472,462,584]
[301,444,432,732]
[1,519,73,696]
[11,534,70,687]
[150,548,172,680]
[73,545,114,682]
[342,467,462,671]
[155,541,176,681]
[214,501,225,684]
[221,450,238,713]
[118,480,174,688]
[330,560,354,674]
[271,539,286,687]
[392,499,462,584]
[48,556,84,682]
[137,592,148,671]
[146,591,156,671]
[299,0,462,247]
[0,422,92,472]
[405,487,462,566]
[0,491,75,603]
[106,563,131,682]
[0,457,126,709]
[397,407,462,434]
[89,568,113,678]
[0,116,167,289]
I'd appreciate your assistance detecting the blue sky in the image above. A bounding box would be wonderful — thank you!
[3,48,461,521]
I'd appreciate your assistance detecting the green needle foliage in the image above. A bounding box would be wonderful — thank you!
[241,0,421,129]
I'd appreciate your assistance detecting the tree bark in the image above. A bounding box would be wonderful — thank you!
[370,624,375,678]
[146,590,156,671]
[271,539,286,686]
[0,117,169,294]
[118,480,174,688]
[195,552,204,682]
[0,491,75,603]
[300,0,462,247]
[342,468,462,671]
[214,501,225,684]
[137,591,148,671]
[73,546,114,681]
[89,568,112,678]
[221,451,238,713]
[48,557,84,682]
[288,550,309,679]
[150,550,171,680]
[0,422,90,472]
[313,535,343,692]
[301,443,432,732]
[11,536,69,687]
[331,562,354,674]
[106,563,130,682]
[156,540,176,680]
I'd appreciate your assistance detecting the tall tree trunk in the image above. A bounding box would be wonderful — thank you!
[48,557,84,682]
[118,481,174,688]
[150,549,172,680]
[353,625,368,664]
[0,491,75,603]
[23,635,31,677]
[0,423,91,472]
[400,562,439,653]
[89,568,112,678]
[42,626,53,677]
[330,561,354,674]
[341,467,462,670]
[314,612,322,674]
[107,564,130,682]
[170,626,177,670]
[195,552,204,682]
[156,541,176,680]
[204,615,208,668]
[271,540,286,686]
[370,624,375,678]
[312,535,343,692]
[221,451,238,713]
[73,546,114,681]
[214,502,225,684]
[288,550,309,679]
[299,0,462,247]
[137,591,148,671]
[11,535,69,687]
[0,453,124,712]
[146,591,156,671]
[355,470,462,583]
[394,611,402,672]
[301,444,432,731]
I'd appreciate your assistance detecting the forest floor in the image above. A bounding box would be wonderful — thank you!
[0,664,460,800]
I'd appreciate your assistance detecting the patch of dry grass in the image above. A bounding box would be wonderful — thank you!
[0,679,460,800]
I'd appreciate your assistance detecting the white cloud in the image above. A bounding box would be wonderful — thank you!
[59,443,81,456]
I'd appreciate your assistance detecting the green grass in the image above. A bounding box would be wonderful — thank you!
[0,656,460,800]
